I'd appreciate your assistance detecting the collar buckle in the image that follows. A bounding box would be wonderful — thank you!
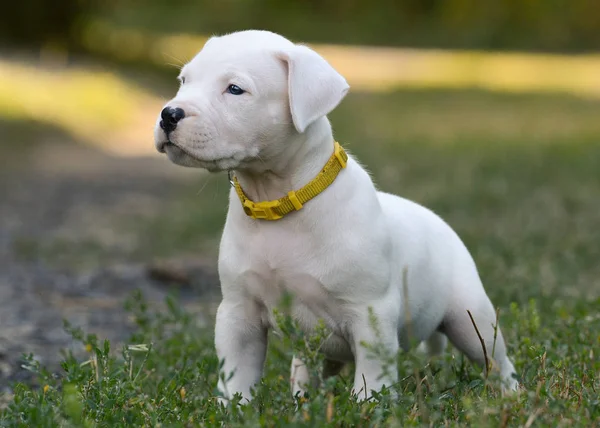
[242,199,283,220]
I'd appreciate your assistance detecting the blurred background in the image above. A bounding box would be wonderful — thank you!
[1,1,599,386]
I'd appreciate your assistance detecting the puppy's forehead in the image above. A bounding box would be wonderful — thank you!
[206,30,295,51]
[184,30,294,72]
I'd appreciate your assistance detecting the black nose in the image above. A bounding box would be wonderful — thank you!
[160,107,185,134]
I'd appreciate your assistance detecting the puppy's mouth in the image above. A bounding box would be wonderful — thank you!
[157,140,172,154]
[158,141,238,172]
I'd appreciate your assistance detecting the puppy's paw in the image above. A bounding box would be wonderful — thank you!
[500,373,522,396]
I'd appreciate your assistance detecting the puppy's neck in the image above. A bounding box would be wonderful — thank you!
[234,117,335,202]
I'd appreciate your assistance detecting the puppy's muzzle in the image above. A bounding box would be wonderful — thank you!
[160,106,185,135]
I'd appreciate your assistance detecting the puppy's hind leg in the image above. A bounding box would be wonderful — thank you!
[417,331,448,358]
[441,292,518,394]
[290,358,345,397]
[290,356,311,398]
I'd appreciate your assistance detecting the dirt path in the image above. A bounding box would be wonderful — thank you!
[0,130,221,391]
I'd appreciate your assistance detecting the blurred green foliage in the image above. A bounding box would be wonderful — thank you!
[2,0,600,52]
[0,0,90,48]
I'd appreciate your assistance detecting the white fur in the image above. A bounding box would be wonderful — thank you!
[154,30,519,403]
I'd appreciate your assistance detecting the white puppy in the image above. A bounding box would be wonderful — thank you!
[154,30,518,402]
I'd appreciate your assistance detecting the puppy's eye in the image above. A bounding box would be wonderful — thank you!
[179,76,186,84]
[226,84,245,95]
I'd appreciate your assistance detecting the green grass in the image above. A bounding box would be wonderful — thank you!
[2,88,600,426]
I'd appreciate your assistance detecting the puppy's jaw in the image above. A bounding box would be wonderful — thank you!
[160,142,235,171]
[156,131,255,173]
[162,144,205,168]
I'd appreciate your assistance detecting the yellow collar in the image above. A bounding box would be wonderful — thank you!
[231,141,348,220]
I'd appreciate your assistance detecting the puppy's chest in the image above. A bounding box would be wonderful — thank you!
[235,262,352,359]
[245,262,339,320]
[221,222,389,333]
[231,246,347,333]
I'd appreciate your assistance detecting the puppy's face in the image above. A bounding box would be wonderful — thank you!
[154,30,349,172]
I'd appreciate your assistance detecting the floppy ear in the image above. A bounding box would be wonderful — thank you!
[277,45,350,133]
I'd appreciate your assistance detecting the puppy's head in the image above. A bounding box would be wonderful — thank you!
[154,30,349,172]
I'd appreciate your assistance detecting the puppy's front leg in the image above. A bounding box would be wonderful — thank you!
[351,304,399,400]
[215,298,267,403]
